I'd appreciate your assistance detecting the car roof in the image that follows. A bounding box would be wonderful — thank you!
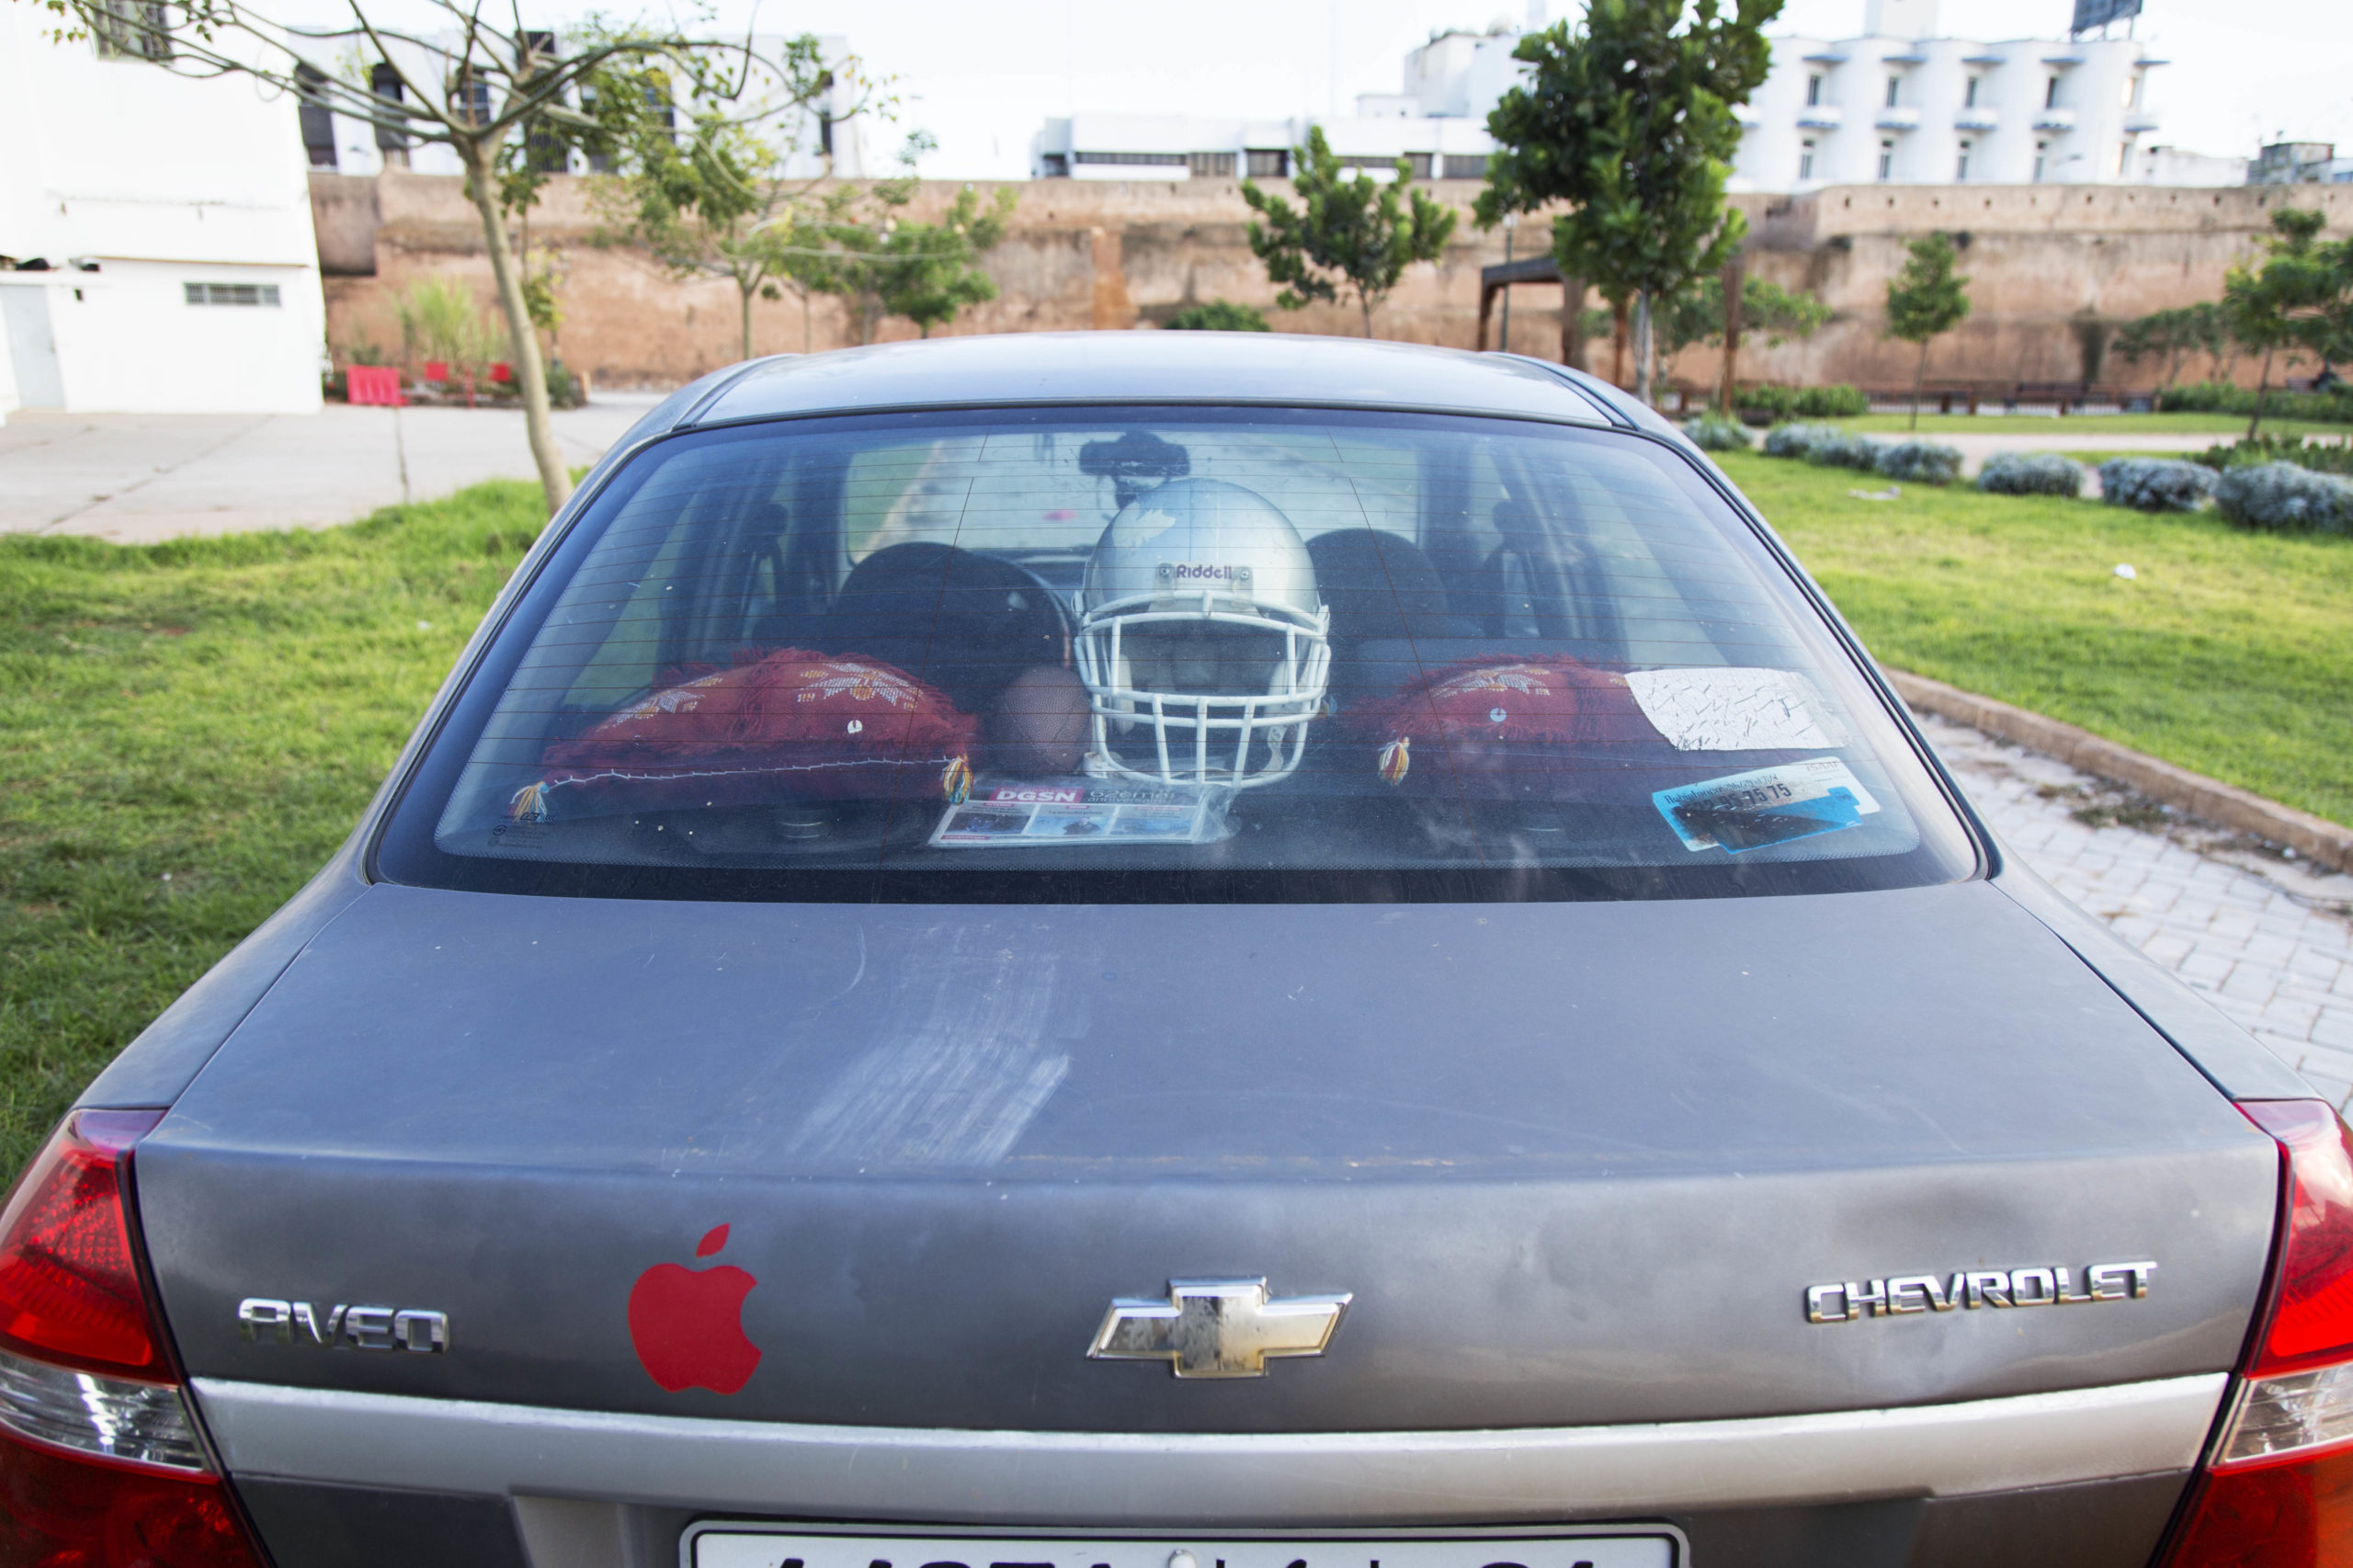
[678,332,1631,429]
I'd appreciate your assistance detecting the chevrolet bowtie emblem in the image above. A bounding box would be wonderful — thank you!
[1087,1278,1352,1379]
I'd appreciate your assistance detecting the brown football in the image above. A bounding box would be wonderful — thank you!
[989,665,1090,776]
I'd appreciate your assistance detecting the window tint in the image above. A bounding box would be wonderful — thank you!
[380,407,1973,903]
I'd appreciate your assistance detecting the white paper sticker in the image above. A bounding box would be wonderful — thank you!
[1625,666,1852,753]
[928,779,1230,847]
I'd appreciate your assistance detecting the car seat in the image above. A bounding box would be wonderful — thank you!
[823,542,1072,718]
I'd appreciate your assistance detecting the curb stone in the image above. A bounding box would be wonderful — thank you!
[1887,669,2353,875]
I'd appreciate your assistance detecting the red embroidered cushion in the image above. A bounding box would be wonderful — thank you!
[1338,655,1677,803]
[518,650,978,818]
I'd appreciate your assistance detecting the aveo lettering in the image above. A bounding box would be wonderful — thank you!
[236,1298,449,1352]
[1805,1261,2154,1323]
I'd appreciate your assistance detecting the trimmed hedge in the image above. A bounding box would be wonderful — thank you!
[2099,458,2217,514]
[1762,422,1881,469]
[2213,463,2353,534]
[1873,439,1962,485]
[1762,422,1843,458]
[1163,300,1270,331]
[1680,414,1752,451]
[1978,451,2083,497]
[1737,383,1870,421]
[2194,436,2353,476]
[2157,381,2353,425]
[1805,430,1883,471]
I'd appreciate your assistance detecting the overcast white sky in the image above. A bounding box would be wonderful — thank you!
[692,0,2349,179]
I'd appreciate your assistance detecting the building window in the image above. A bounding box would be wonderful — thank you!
[1072,152,1186,167]
[1188,152,1236,178]
[2033,139,2049,182]
[369,62,409,165]
[1805,73,1822,107]
[1878,139,1894,181]
[1404,153,1434,179]
[1956,140,1972,181]
[1884,75,1900,109]
[1038,153,1069,177]
[1441,153,1489,180]
[1964,74,1980,108]
[90,0,170,62]
[185,283,282,307]
[1245,149,1289,178]
[454,72,494,128]
[1799,139,1815,181]
[2044,75,2061,109]
[295,62,337,168]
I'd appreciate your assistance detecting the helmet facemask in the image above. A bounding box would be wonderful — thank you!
[1073,480,1331,789]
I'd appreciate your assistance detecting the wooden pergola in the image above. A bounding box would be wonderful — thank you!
[1479,253,1753,407]
[1476,255,1581,361]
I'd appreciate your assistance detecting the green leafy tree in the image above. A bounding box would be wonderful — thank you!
[590,74,867,362]
[1657,274,1830,399]
[795,141,1017,344]
[1240,127,1458,337]
[1477,0,1782,403]
[1883,233,1972,430]
[872,183,1018,337]
[32,2,830,515]
[1165,300,1271,332]
[1654,271,1829,410]
[2222,210,2353,437]
[2114,304,2212,392]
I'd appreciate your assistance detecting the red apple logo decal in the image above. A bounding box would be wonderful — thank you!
[627,1223,762,1394]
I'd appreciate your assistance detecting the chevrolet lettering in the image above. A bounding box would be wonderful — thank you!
[1805,1262,2156,1323]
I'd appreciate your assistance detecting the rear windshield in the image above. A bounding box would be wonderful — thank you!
[378,406,1975,903]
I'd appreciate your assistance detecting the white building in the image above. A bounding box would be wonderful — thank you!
[295,32,875,182]
[1037,0,2238,194]
[1032,26,1521,182]
[1733,0,2170,192]
[0,3,325,417]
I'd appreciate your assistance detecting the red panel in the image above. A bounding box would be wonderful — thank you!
[2163,1445,2353,1567]
[0,1426,265,1568]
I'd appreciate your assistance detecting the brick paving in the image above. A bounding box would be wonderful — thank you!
[1923,713,2353,1106]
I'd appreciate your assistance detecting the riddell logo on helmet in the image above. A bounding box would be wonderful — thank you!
[1155,562,1253,585]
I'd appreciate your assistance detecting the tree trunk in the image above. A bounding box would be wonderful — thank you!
[1911,338,1929,431]
[1611,298,1629,388]
[2250,345,2275,438]
[1633,292,1654,406]
[459,139,571,517]
[1719,256,1745,416]
[740,279,756,363]
[1361,294,1375,339]
[1561,276,1585,369]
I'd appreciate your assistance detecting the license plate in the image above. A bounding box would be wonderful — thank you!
[686,1528,1685,1568]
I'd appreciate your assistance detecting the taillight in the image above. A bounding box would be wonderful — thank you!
[0,1108,269,1568]
[2161,1099,2353,1566]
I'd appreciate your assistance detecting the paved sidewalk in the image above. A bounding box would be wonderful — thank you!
[1930,430,2221,478]
[0,398,666,543]
[1925,712,2353,1106]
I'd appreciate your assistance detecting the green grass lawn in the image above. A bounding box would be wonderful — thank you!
[1720,449,2353,834]
[1839,412,2343,437]
[0,483,544,1174]
[5,465,2350,1176]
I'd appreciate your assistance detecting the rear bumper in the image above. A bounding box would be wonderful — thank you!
[194,1372,2224,1523]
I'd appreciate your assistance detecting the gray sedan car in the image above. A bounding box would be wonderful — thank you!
[5,334,2350,1568]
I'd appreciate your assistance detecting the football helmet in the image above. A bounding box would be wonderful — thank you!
[1073,478,1331,788]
